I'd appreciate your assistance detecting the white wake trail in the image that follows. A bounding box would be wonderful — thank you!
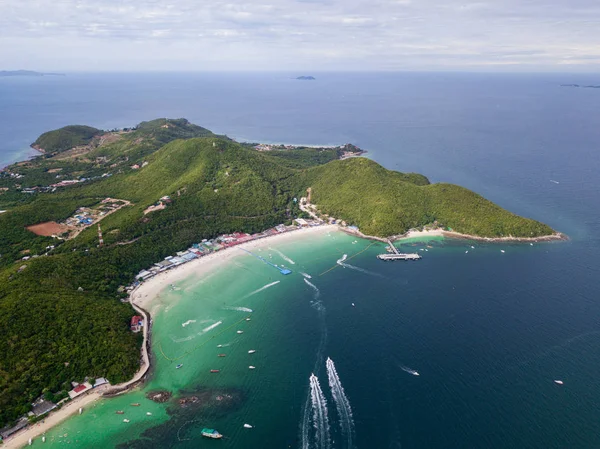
[326,357,355,449]
[310,373,331,449]
[199,321,222,334]
[300,272,312,279]
[269,247,296,264]
[304,278,321,300]
[242,281,280,299]
[223,306,253,313]
[337,257,384,278]
[181,320,196,328]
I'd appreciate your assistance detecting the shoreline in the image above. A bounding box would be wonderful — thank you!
[1,224,338,448]
[341,226,567,244]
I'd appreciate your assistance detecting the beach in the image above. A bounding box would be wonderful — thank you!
[2,224,338,448]
[132,224,338,313]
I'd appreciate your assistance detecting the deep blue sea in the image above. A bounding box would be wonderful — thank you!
[2,72,600,448]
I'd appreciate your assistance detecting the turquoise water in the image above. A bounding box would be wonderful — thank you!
[36,231,600,448]
[3,73,600,448]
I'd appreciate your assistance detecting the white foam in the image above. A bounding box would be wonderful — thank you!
[269,247,296,265]
[242,281,280,299]
[223,306,253,313]
[181,320,196,328]
[326,357,354,449]
[309,373,331,449]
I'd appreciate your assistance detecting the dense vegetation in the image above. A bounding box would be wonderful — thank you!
[32,125,102,153]
[0,119,555,428]
[303,158,554,237]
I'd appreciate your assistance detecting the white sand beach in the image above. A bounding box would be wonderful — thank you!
[132,224,338,313]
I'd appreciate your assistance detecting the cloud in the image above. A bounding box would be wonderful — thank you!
[0,0,599,71]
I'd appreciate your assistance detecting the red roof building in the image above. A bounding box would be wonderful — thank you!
[131,315,143,332]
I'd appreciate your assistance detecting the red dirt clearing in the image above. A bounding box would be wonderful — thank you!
[27,221,69,236]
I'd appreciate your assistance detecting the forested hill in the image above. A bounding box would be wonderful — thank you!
[0,119,556,427]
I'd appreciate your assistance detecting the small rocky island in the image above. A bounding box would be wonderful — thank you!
[296,76,316,80]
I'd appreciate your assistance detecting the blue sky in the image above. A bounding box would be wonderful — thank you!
[1,0,599,71]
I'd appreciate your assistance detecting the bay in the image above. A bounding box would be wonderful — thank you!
[2,72,599,448]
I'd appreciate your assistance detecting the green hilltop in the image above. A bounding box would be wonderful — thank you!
[32,125,103,153]
[0,119,556,427]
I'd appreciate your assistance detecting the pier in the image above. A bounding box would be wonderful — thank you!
[377,240,422,261]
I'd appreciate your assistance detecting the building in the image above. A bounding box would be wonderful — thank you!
[31,397,57,417]
[68,382,92,399]
[131,315,143,332]
[94,377,109,388]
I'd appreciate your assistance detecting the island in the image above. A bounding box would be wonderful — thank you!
[0,70,65,77]
[296,75,316,80]
[0,118,562,440]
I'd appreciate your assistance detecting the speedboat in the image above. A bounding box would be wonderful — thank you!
[123,419,130,423]
[237,330,244,334]
[554,380,564,385]
[217,344,223,348]
[244,424,253,428]
[249,366,256,369]
[501,250,505,253]
[176,363,183,369]
[246,318,251,321]
[352,303,355,307]
[248,349,256,354]
[146,412,152,416]
[218,354,226,357]
[210,369,220,373]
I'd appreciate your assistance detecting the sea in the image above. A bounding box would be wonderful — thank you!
[1,72,599,448]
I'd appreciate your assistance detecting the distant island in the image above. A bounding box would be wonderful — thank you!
[0,118,562,434]
[0,70,65,77]
[296,76,316,80]
[560,84,600,89]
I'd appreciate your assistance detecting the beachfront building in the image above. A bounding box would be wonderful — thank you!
[131,315,143,332]
[94,377,109,388]
[68,382,92,399]
[31,397,57,417]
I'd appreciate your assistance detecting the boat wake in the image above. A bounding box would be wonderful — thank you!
[223,306,253,313]
[310,373,331,449]
[200,321,223,334]
[326,357,355,448]
[181,320,196,328]
[304,278,321,300]
[172,334,196,343]
[399,365,420,376]
[242,281,280,299]
[269,247,296,264]
[337,254,383,278]
[300,272,313,279]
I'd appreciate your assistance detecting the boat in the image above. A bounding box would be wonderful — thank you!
[249,366,256,369]
[210,369,220,373]
[554,380,564,385]
[246,318,251,321]
[29,438,32,446]
[501,250,505,253]
[244,423,253,428]
[176,363,183,369]
[237,330,244,334]
[79,407,82,414]
[42,436,46,442]
[218,354,226,357]
[465,251,469,254]
[217,344,223,348]
[352,303,355,307]
[248,349,256,354]
[131,403,141,406]
[116,411,125,414]
[146,412,153,416]
[201,428,223,439]
[123,419,130,423]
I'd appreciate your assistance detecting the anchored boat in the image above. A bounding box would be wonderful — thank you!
[201,428,223,439]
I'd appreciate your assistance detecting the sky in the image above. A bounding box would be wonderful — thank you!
[1,0,600,72]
